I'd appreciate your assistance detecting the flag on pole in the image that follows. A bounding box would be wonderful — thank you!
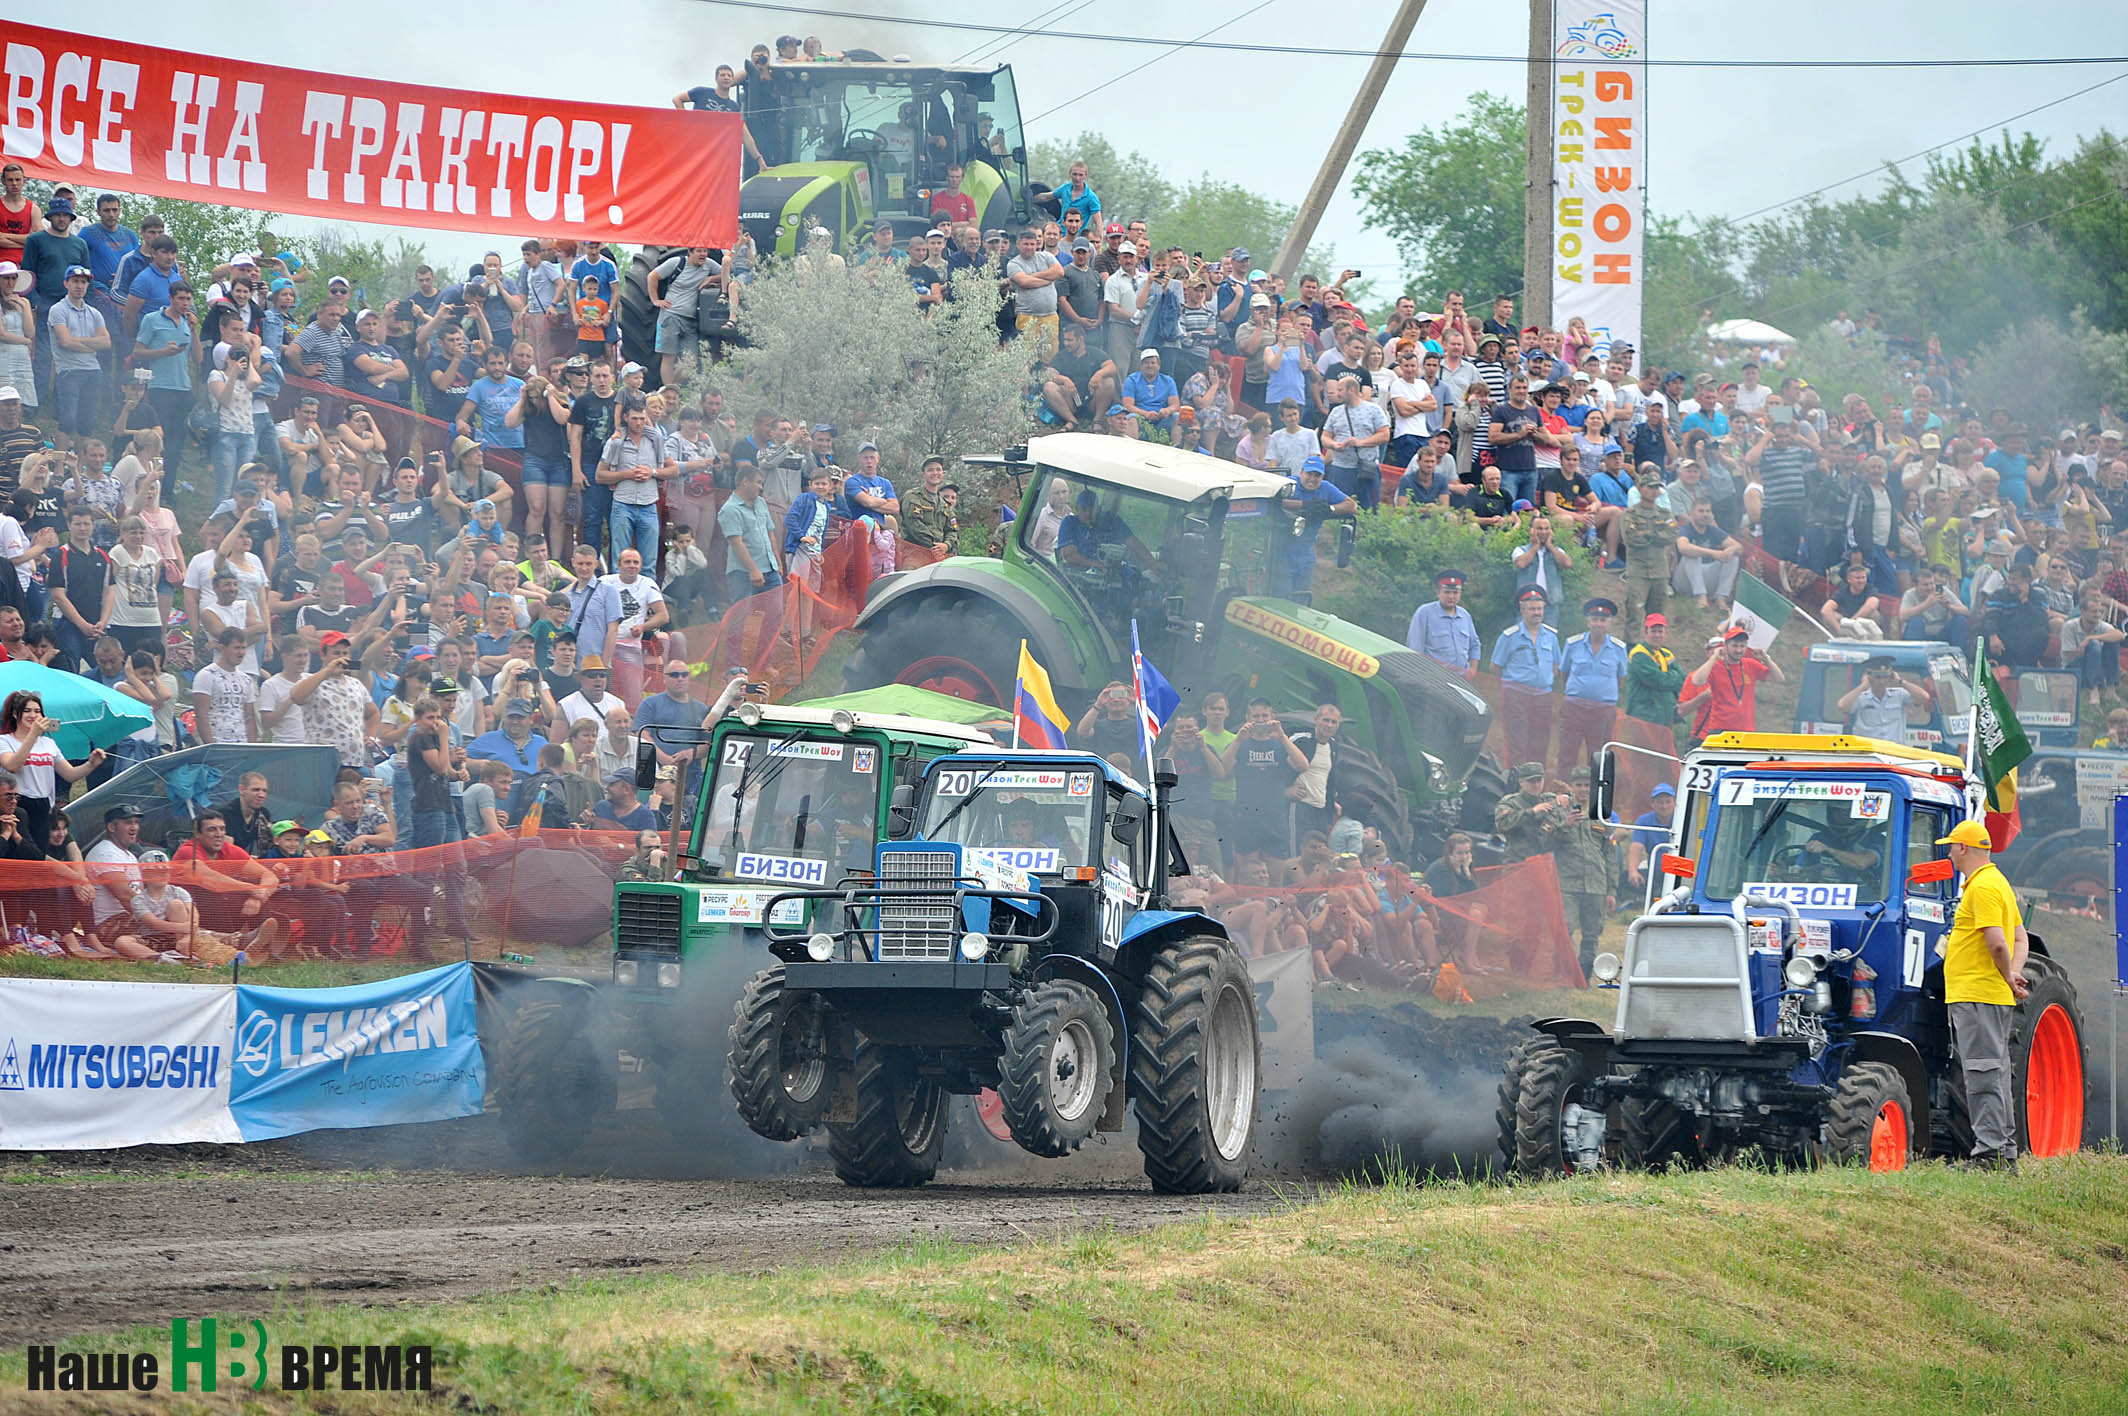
[1722,571,1794,651]
[1013,641,1070,751]
[1130,620,1181,767]
[1970,644,2031,849]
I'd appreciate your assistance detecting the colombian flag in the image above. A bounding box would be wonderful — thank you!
[1014,641,1070,751]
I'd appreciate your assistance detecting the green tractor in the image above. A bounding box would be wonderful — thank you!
[840,435,1499,865]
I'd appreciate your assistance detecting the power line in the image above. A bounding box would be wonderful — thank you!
[1023,0,1285,127]
[950,0,1088,66]
[691,3,2128,69]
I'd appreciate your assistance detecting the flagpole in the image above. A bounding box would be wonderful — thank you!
[1130,620,1152,775]
[1965,637,1985,820]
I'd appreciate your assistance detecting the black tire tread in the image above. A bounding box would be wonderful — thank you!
[1512,1038,1591,1177]
[1495,1035,1544,1175]
[827,1040,947,1188]
[1130,936,1260,1195]
[1822,1060,1911,1167]
[499,994,611,1164]
[997,980,1115,1158]
[726,965,828,1142]
[842,594,1026,708]
[1620,1096,1703,1171]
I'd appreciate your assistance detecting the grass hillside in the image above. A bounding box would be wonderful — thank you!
[15,1157,2126,1414]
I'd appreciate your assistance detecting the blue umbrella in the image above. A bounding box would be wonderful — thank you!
[0,662,155,759]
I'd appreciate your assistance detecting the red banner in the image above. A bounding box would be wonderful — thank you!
[1,23,738,247]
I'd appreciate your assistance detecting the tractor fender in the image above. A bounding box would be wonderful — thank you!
[1530,1016,1614,1070]
[1114,909,1229,976]
[1844,1030,1931,1145]
[854,564,1089,693]
[1030,953,1130,1095]
[1531,1016,1609,1041]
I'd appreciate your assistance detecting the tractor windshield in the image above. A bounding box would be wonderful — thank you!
[1220,498,1276,597]
[1702,779,1895,907]
[1022,470,1185,620]
[697,732,882,882]
[918,763,1102,873]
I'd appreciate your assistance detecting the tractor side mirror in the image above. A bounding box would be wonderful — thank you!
[1336,520,1357,568]
[1110,800,1144,844]
[1908,858,1956,886]
[1590,746,1617,821]
[634,739,658,792]
[1658,852,1696,880]
[888,784,917,839]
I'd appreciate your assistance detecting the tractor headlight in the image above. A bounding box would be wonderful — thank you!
[1591,951,1622,985]
[1424,754,1448,792]
[959,932,990,961]
[613,960,638,987]
[829,709,857,734]
[1783,955,1818,990]
[806,932,836,962]
[656,963,683,989]
[735,702,764,726]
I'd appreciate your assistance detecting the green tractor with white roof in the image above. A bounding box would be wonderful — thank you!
[839,434,1499,864]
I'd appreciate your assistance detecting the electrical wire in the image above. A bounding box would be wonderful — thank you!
[1021,0,1286,126]
[689,2,2128,69]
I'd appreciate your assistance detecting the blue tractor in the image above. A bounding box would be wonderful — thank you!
[1504,749,2089,1173]
[727,749,1261,1194]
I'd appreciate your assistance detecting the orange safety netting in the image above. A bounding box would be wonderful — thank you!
[0,829,642,970]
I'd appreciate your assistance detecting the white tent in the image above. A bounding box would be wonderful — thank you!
[1704,317,1798,345]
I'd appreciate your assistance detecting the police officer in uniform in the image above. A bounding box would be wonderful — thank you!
[1405,568,1480,678]
[1551,764,1619,976]
[1494,759,1569,863]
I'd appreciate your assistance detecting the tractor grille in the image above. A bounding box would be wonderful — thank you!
[614,891,683,959]
[875,849,960,961]
[1616,916,1755,1041]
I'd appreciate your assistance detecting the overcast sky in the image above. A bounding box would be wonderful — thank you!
[51,0,2128,284]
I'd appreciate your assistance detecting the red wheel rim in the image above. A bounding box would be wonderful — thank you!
[976,1087,1012,1141]
[1869,1099,1908,1172]
[897,655,1004,706]
[2025,1002,2084,1157]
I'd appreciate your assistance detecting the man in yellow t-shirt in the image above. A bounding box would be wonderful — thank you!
[1937,818,2031,1171]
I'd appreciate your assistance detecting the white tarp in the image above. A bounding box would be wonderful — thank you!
[0,978,241,1149]
[1551,0,1647,359]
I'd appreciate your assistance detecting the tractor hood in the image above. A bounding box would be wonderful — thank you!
[738,165,860,252]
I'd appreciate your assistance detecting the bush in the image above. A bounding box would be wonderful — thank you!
[1319,505,1597,644]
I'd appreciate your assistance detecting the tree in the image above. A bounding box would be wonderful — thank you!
[285,231,436,320]
[1028,132,1174,229]
[1963,315,2128,437]
[1353,93,1527,306]
[689,262,1032,495]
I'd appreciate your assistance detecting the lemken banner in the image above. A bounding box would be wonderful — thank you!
[230,963,484,1141]
[0,978,241,1148]
[1551,0,1646,359]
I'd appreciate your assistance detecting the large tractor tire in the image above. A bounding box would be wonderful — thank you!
[842,592,1029,707]
[1494,1035,1545,1176]
[1620,1096,1704,1171]
[2035,846,2109,911]
[1460,752,1513,835]
[997,980,1115,1157]
[1511,1037,1595,1177]
[2012,952,2088,1157]
[727,965,835,1142]
[1822,1060,1914,1171]
[498,989,616,1164]
[618,247,675,381]
[1130,936,1261,1194]
[827,1040,948,1188]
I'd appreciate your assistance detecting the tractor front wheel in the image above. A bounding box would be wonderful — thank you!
[1510,1038,1594,1177]
[497,989,615,1164]
[997,980,1115,1157]
[1822,1060,1914,1171]
[727,966,835,1142]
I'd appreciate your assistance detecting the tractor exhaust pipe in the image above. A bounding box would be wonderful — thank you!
[1150,755,1177,911]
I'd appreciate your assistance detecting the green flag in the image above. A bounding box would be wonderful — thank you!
[1722,571,1793,651]
[1971,645,2031,812]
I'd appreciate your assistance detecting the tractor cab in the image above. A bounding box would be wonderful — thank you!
[1793,640,1973,749]
[1997,668,2082,748]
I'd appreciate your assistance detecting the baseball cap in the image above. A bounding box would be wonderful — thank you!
[270,820,302,838]
[305,829,335,846]
[1249,269,1268,282]
[64,264,92,280]
[103,803,143,823]
[1935,819,1993,849]
[1229,247,1252,263]
[604,770,635,786]
[503,698,535,717]
[354,307,378,323]
[1071,237,1092,252]
[0,386,19,402]
[327,274,351,289]
[1118,242,1137,256]
[269,276,295,294]
[1722,624,1750,642]
[1138,348,1159,362]
[2059,428,2080,442]
[857,440,878,453]
[1249,293,1271,309]
[1300,455,1325,474]
[1645,612,1667,628]
[1921,433,1941,449]
[1650,782,1675,798]
[811,423,835,435]
[318,630,350,647]
[1105,403,1128,418]
[1104,223,1124,236]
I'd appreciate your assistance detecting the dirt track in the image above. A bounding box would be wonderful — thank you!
[0,1106,1280,1345]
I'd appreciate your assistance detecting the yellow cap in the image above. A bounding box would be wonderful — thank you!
[1935,819,1993,850]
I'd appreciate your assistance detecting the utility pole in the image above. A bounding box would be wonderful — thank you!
[1269,0,1430,285]
[1522,0,1555,328]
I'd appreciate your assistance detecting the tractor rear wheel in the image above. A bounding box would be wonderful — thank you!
[498,990,615,1164]
[727,966,834,1142]
[1131,936,1260,1194]
[2036,847,2109,910]
[1511,1038,1594,1177]
[842,594,1026,707]
[1494,1035,1544,1176]
[1620,1097,1704,1171]
[997,980,1115,1157]
[827,1040,948,1187]
[2011,953,2087,1157]
[1823,1061,1913,1171]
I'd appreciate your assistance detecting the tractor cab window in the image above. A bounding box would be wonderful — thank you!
[1024,470,1179,620]
[918,764,1102,874]
[966,69,1025,195]
[1929,654,1973,723]
[1103,787,1151,890]
[1219,498,1275,598]
[698,733,880,880]
[790,76,928,213]
[1703,780,1894,906]
[1802,662,1936,735]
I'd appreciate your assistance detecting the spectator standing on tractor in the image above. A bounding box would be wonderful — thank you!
[1937,818,2030,1172]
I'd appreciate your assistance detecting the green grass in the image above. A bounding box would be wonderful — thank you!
[12,1157,2127,1413]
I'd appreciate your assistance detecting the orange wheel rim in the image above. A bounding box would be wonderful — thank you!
[1869,1099,1908,1172]
[2025,1003,2084,1157]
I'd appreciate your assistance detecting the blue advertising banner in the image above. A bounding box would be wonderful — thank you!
[230,962,485,1141]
